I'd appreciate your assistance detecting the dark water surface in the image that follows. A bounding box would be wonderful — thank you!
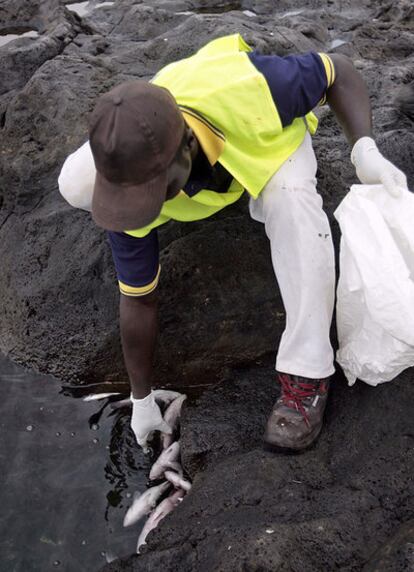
[0,355,150,572]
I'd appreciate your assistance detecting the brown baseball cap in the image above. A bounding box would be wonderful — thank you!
[89,80,185,231]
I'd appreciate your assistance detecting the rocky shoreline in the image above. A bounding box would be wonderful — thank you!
[104,367,414,571]
[1,0,413,570]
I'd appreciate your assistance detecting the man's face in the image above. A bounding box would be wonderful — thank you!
[165,127,198,201]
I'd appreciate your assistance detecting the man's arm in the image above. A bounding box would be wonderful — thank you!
[107,229,172,449]
[107,228,160,400]
[326,54,372,146]
[120,289,172,449]
[120,291,158,399]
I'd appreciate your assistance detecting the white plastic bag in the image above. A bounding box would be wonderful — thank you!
[58,140,95,211]
[334,184,414,386]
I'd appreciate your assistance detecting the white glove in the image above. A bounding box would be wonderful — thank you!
[351,137,408,198]
[130,391,172,450]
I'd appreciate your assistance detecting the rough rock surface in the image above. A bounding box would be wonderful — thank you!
[1,0,413,570]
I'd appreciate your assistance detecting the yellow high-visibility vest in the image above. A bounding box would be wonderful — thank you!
[126,34,318,238]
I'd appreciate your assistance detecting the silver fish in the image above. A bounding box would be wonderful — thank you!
[153,389,182,408]
[161,394,187,449]
[83,392,120,401]
[149,441,180,480]
[164,460,183,476]
[136,511,159,554]
[136,489,185,553]
[123,481,170,527]
[165,470,192,492]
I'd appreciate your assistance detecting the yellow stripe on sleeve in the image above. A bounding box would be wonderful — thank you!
[118,266,161,297]
[318,53,336,88]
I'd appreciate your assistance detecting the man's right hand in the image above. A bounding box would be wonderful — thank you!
[131,391,172,450]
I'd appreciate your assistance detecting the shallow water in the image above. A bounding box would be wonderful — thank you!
[0,29,39,48]
[67,1,90,17]
[0,355,150,571]
[66,1,114,17]
[329,38,348,49]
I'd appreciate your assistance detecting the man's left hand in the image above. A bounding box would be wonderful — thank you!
[351,137,408,197]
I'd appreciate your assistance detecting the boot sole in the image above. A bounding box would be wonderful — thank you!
[263,423,323,454]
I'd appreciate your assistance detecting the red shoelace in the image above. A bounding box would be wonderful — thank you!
[278,373,324,427]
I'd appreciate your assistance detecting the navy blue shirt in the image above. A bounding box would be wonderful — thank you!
[108,230,160,296]
[108,51,335,296]
[248,51,333,126]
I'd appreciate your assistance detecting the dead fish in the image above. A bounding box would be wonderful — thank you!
[149,441,180,480]
[153,389,182,408]
[165,470,192,492]
[164,394,187,426]
[123,481,170,527]
[83,392,120,402]
[136,511,159,554]
[161,394,187,449]
[164,460,183,476]
[136,489,185,553]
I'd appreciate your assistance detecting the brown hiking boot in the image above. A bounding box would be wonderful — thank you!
[264,372,330,451]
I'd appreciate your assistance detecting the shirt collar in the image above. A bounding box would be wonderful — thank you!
[179,105,225,166]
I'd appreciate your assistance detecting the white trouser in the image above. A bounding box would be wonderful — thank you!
[249,132,335,379]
